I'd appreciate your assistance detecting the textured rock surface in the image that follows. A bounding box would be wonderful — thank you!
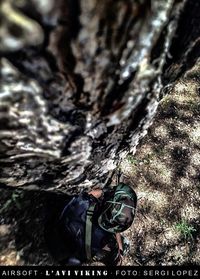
[1,0,193,193]
[0,0,200,266]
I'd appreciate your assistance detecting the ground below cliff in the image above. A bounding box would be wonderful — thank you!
[121,63,200,266]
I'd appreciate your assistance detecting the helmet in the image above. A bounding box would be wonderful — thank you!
[98,183,137,233]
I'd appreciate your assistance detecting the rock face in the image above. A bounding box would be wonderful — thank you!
[1,0,200,267]
[0,0,200,194]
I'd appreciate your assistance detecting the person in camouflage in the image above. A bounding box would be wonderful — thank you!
[46,183,137,265]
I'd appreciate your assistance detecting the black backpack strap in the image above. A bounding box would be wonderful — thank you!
[85,203,95,260]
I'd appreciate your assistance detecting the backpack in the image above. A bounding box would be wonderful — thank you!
[59,193,117,263]
[59,184,137,263]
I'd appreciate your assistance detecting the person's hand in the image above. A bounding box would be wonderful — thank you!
[88,189,103,199]
[116,249,123,266]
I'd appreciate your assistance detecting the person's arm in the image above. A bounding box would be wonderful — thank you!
[116,233,123,265]
[116,233,123,251]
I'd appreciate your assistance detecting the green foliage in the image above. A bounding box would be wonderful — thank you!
[187,100,200,112]
[161,96,171,109]
[0,199,12,214]
[11,190,24,209]
[0,190,24,214]
[127,153,154,166]
[175,220,196,239]
[155,147,165,156]
[126,155,138,165]
[143,153,154,164]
